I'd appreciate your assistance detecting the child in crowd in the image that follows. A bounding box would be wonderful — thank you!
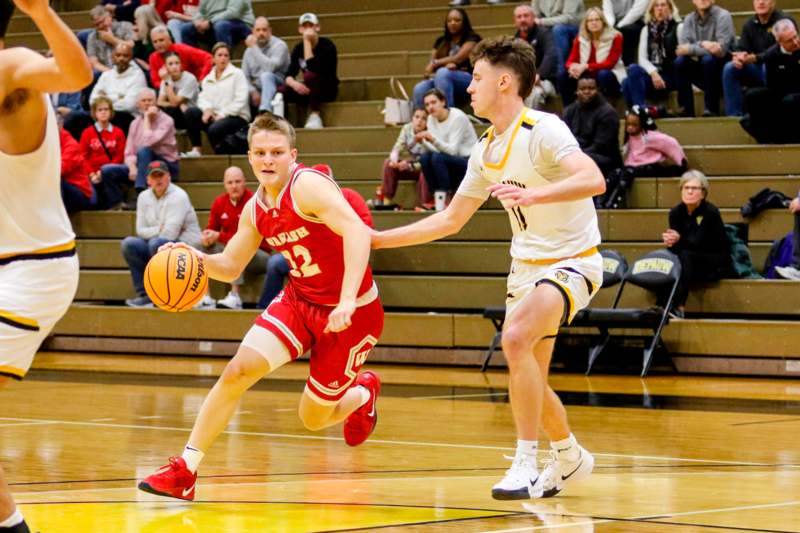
[377,107,432,210]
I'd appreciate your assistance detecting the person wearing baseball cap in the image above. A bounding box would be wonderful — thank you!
[121,159,202,307]
[281,12,339,129]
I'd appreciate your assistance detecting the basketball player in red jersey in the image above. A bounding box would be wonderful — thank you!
[138,114,384,501]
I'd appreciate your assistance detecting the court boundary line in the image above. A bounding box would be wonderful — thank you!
[0,416,777,467]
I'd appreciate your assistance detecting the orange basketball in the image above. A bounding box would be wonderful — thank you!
[144,247,209,312]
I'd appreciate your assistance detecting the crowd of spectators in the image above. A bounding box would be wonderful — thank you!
[44,0,800,308]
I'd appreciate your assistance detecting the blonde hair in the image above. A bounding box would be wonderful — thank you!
[644,0,681,24]
[134,4,163,45]
[579,7,610,40]
[248,113,296,148]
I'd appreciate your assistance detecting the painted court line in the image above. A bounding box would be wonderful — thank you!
[0,416,773,466]
[409,392,510,400]
[0,421,56,428]
[480,500,800,533]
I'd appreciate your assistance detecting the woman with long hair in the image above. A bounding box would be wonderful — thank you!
[561,7,626,104]
[411,8,481,108]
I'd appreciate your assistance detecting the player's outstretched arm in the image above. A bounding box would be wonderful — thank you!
[157,203,263,283]
[5,0,92,93]
[488,151,606,208]
[371,193,484,250]
[293,172,370,333]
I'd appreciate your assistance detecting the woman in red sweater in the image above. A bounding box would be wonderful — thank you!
[79,96,128,209]
[561,7,627,105]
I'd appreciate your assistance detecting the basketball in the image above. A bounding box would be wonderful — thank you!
[144,247,209,312]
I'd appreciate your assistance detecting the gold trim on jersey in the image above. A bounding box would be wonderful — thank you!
[0,365,25,379]
[520,246,599,266]
[482,108,536,171]
[0,310,40,332]
[0,241,76,265]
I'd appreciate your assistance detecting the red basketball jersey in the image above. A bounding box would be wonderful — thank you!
[252,164,375,306]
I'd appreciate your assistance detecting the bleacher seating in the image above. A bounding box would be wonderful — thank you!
[6,0,800,376]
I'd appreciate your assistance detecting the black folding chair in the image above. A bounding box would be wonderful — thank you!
[579,250,682,376]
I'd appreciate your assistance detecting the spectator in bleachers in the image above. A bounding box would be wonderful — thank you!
[661,170,732,316]
[674,0,735,117]
[90,42,147,134]
[242,17,290,114]
[184,42,250,155]
[103,0,141,24]
[122,161,202,307]
[774,194,800,280]
[147,0,200,44]
[282,13,339,129]
[723,0,794,116]
[156,51,199,130]
[113,88,180,192]
[561,8,626,105]
[179,0,254,48]
[418,88,477,210]
[600,105,687,207]
[148,24,212,88]
[51,90,90,141]
[87,5,135,73]
[513,4,557,110]
[411,8,481,109]
[201,166,271,309]
[132,4,163,72]
[621,0,681,108]
[59,121,97,214]
[563,74,622,177]
[603,0,649,65]
[532,0,586,80]
[380,107,433,210]
[740,19,800,143]
[78,96,128,210]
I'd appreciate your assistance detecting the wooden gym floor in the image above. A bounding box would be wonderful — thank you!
[2,362,799,532]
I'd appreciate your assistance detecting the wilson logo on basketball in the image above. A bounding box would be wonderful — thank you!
[190,259,205,291]
[175,254,187,280]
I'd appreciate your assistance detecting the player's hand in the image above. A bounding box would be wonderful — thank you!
[487,183,537,208]
[324,299,356,333]
[157,241,197,254]
[789,197,800,214]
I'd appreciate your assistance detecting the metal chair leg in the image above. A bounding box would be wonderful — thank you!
[481,332,502,372]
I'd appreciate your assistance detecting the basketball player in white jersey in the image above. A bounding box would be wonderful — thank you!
[372,36,606,500]
[0,0,92,530]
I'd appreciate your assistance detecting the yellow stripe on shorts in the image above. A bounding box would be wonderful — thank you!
[0,365,26,379]
[0,310,40,332]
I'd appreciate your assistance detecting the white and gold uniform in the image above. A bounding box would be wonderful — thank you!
[0,96,79,379]
[457,107,602,331]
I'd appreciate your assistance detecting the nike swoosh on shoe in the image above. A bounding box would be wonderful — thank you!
[561,460,583,481]
[182,485,195,497]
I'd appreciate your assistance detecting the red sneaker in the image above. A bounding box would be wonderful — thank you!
[343,371,381,447]
[138,456,197,501]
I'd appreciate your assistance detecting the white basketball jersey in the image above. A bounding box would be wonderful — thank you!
[457,108,601,261]
[0,95,75,257]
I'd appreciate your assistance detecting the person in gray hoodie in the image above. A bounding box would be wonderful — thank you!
[674,0,735,116]
[242,17,290,113]
[532,0,586,79]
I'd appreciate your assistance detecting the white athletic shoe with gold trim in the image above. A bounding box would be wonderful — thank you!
[535,446,594,498]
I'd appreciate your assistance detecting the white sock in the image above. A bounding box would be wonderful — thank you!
[551,433,580,462]
[355,385,371,407]
[181,445,205,474]
[515,439,538,462]
[0,509,23,528]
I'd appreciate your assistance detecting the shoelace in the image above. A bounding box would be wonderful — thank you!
[501,454,535,477]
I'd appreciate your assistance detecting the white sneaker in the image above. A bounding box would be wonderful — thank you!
[535,446,594,498]
[491,455,541,500]
[775,265,800,280]
[216,291,242,310]
[304,113,323,129]
[181,148,201,158]
[194,294,216,310]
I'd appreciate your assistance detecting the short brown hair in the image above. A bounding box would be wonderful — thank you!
[211,42,230,55]
[248,112,296,148]
[471,35,536,100]
[91,96,115,119]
